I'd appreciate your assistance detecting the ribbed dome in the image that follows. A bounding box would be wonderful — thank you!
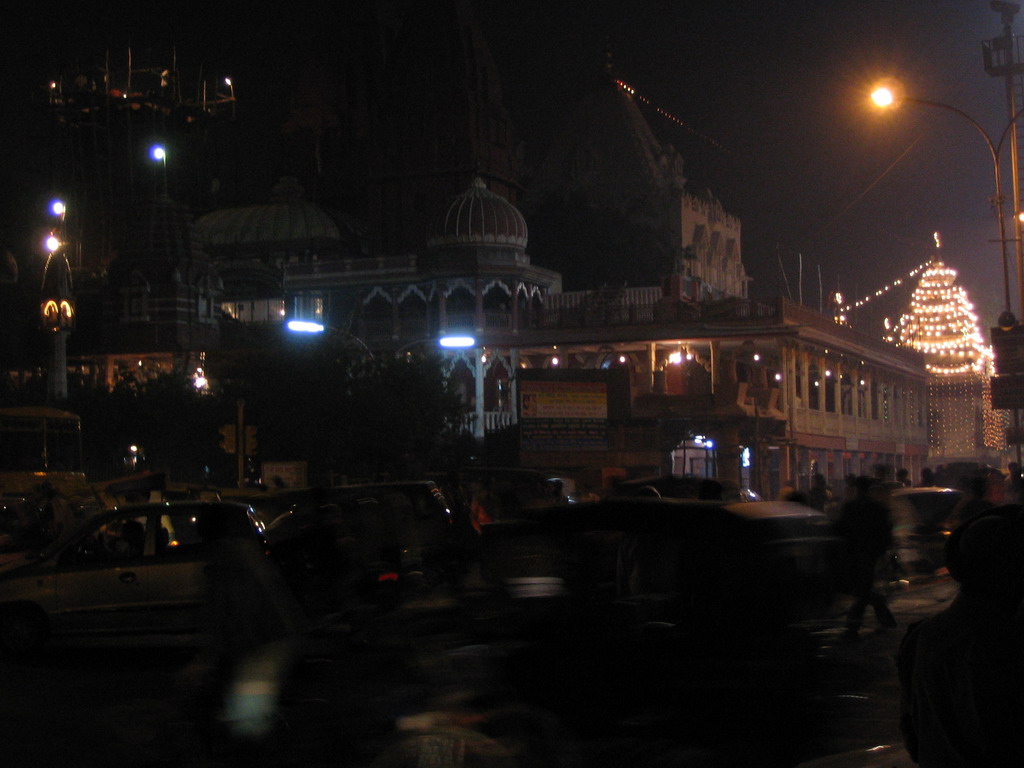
[195,178,341,248]
[427,177,527,249]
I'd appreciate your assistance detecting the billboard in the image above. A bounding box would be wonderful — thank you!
[518,368,630,452]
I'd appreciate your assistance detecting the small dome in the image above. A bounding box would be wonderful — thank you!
[195,178,341,249]
[427,177,528,249]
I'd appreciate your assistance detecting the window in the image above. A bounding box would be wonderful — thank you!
[62,514,148,565]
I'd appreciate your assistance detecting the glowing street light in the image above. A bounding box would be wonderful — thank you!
[870,81,1024,322]
[438,335,476,349]
[150,144,168,195]
[286,319,325,333]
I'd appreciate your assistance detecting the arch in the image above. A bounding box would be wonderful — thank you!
[483,356,512,411]
[362,285,393,305]
[363,292,392,320]
[482,281,511,315]
[443,278,476,298]
[448,357,477,411]
[481,278,512,298]
[396,284,428,303]
[446,284,475,314]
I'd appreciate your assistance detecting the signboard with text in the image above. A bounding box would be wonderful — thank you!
[520,380,608,451]
[260,461,308,489]
[518,368,630,452]
[991,326,1024,376]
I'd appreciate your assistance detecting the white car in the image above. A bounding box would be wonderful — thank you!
[0,501,267,655]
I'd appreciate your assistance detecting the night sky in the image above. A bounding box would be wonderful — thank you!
[0,1,1016,334]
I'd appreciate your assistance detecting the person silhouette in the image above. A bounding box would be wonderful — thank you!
[834,476,897,639]
[897,505,1024,766]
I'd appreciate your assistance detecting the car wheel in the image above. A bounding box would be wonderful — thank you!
[0,606,49,657]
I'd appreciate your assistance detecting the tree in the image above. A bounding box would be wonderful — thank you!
[209,333,467,485]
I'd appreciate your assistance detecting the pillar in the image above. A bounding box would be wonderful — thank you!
[474,348,485,439]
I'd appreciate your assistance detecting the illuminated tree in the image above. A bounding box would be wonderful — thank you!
[897,257,1005,456]
[897,258,989,376]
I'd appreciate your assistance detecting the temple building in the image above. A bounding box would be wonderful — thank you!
[5,0,934,494]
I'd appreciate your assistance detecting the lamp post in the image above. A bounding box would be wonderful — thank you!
[286,318,375,359]
[41,200,75,402]
[150,144,168,195]
[870,85,1024,322]
[871,84,1024,462]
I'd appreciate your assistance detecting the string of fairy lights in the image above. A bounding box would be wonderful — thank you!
[833,260,931,320]
[614,79,729,152]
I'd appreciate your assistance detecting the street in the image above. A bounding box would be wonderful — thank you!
[794,577,957,767]
[0,577,956,768]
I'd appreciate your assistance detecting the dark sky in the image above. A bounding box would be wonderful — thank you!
[477,0,1018,332]
[0,1,1018,333]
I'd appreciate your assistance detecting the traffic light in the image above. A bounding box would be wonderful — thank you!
[219,424,237,454]
[244,425,258,456]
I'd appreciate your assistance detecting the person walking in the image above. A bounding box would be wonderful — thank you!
[946,474,994,531]
[808,473,831,512]
[834,475,897,640]
[897,506,1024,766]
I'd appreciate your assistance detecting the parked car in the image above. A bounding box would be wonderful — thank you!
[607,474,762,502]
[252,481,460,614]
[889,486,963,576]
[0,501,268,655]
[457,466,567,515]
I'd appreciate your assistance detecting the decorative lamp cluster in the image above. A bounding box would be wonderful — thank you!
[895,255,1005,454]
[896,258,991,376]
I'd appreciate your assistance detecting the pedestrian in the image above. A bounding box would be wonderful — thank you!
[808,473,831,512]
[897,505,1024,766]
[895,468,912,488]
[35,481,77,541]
[182,508,308,756]
[946,474,994,530]
[919,467,936,487]
[469,478,501,532]
[833,475,897,640]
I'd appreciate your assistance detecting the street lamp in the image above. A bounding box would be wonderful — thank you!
[870,83,1024,322]
[438,335,476,349]
[40,200,75,401]
[150,144,168,195]
[286,318,375,358]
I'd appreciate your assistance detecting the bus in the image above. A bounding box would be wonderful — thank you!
[0,406,91,501]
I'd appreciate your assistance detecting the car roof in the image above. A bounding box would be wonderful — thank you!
[890,487,961,496]
[111,500,255,513]
[494,497,828,539]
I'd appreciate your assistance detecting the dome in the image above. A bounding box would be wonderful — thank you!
[194,178,342,249]
[427,177,528,249]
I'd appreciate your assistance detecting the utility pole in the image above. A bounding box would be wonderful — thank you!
[984,2,1024,464]
[236,398,245,488]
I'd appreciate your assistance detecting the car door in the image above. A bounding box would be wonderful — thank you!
[140,507,210,635]
[52,511,152,637]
